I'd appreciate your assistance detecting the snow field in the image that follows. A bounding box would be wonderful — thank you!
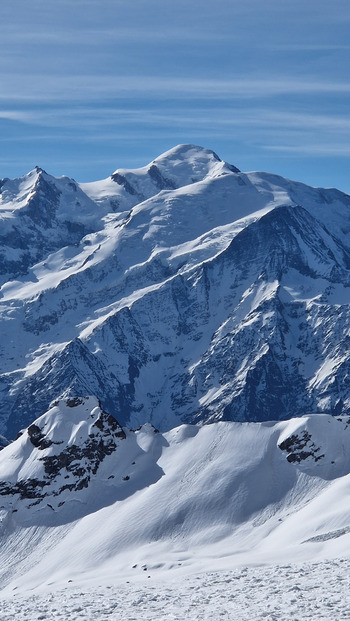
[1,558,350,620]
[2,408,350,594]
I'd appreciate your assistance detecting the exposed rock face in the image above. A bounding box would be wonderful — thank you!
[276,414,350,478]
[0,436,10,450]
[279,431,325,463]
[0,397,126,506]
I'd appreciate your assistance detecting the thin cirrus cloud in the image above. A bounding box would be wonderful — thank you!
[270,44,350,51]
[0,25,237,46]
[4,105,349,165]
[0,110,29,121]
[264,145,350,156]
[2,75,350,104]
[2,101,350,153]
[8,106,350,135]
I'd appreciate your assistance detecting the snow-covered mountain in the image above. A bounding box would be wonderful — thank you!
[1,396,350,591]
[1,144,350,438]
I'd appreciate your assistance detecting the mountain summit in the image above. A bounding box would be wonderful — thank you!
[1,145,350,438]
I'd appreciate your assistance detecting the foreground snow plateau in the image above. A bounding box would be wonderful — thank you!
[1,559,350,620]
[0,398,350,597]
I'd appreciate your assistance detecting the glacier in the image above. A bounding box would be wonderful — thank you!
[1,144,350,437]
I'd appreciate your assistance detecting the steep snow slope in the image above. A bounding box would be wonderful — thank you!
[1,144,350,436]
[1,398,350,592]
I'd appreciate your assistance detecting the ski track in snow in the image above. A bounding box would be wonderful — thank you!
[1,558,350,620]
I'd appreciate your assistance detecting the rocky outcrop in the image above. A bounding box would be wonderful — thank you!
[0,398,126,507]
[278,430,325,463]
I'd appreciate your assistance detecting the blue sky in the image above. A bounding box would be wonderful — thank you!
[1,0,350,192]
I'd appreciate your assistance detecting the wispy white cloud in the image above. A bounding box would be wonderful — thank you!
[241,110,350,132]
[0,110,29,121]
[6,103,350,136]
[270,44,350,51]
[0,25,235,46]
[263,144,350,157]
[1,75,350,104]
[5,104,350,161]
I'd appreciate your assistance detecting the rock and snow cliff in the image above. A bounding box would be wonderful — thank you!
[1,144,350,438]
